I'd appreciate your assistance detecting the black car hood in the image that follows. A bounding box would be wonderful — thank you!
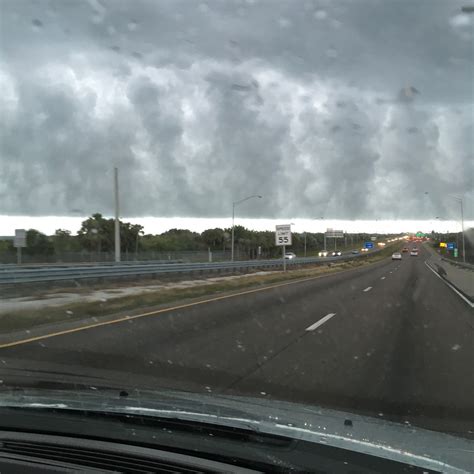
[0,385,473,473]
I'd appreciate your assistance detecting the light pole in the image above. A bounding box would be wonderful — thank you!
[231,194,262,261]
[114,167,121,263]
[450,195,466,263]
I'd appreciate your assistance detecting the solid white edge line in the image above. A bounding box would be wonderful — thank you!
[363,286,372,292]
[424,260,474,308]
[306,313,336,331]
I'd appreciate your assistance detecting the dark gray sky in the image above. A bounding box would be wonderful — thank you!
[1,0,472,220]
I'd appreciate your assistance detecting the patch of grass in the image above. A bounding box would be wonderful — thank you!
[0,245,398,335]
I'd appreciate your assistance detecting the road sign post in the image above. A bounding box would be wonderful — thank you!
[276,224,292,272]
[325,229,344,252]
[14,229,27,265]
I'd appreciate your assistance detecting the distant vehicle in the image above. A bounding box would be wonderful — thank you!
[284,252,296,259]
[351,250,359,254]
[361,248,369,252]
[331,250,342,257]
[402,247,409,253]
[392,252,402,260]
[318,250,329,257]
[412,247,418,251]
[410,250,418,256]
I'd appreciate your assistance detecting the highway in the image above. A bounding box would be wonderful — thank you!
[1,244,473,436]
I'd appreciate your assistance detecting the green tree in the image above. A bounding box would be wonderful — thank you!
[77,213,112,252]
[52,229,80,253]
[0,239,14,254]
[201,228,225,249]
[25,229,54,256]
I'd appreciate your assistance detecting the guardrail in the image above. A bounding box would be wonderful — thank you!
[441,257,474,270]
[0,250,381,285]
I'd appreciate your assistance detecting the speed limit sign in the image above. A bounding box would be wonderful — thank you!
[275,224,292,246]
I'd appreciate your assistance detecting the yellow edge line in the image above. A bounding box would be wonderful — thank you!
[0,258,388,349]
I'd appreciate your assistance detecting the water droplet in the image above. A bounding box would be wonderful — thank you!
[127,20,138,31]
[278,18,292,28]
[91,13,103,24]
[314,10,327,20]
[198,3,210,14]
[32,19,43,31]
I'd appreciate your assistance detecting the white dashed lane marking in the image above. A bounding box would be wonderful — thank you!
[306,313,336,331]
[363,286,373,292]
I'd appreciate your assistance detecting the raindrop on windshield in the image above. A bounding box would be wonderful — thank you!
[198,3,210,14]
[314,10,327,20]
[32,19,43,31]
[127,20,138,31]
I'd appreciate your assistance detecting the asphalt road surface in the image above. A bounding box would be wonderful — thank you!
[1,244,473,436]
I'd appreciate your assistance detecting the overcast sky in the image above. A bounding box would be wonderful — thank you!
[1,0,472,223]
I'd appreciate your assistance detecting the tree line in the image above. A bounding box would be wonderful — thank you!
[0,213,380,259]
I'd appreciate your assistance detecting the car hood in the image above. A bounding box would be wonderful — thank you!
[0,386,472,473]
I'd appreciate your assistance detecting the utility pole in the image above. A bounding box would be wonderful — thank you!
[114,167,121,263]
[450,196,466,264]
[231,194,262,261]
[231,202,235,262]
[460,198,466,263]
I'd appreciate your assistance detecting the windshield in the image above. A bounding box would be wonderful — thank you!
[0,0,473,461]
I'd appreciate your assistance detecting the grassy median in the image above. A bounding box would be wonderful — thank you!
[0,244,398,335]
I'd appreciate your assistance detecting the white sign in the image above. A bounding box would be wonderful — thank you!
[325,229,344,238]
[14,229,27,248]
[275,224,292,246]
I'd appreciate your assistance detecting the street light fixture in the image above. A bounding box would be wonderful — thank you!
[231,194,262,261]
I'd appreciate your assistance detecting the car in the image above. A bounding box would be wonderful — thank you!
[361,248,369,252]
[351,249,359,254]
[410,250,418,256]
[284,252,296,259]
[318,250,329,257]
[392,252,402,260]
[402,247,409,253]
[412,247,418,252]
[331,250,342,256]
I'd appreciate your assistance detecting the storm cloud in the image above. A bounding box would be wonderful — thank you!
[0,0,472,220]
